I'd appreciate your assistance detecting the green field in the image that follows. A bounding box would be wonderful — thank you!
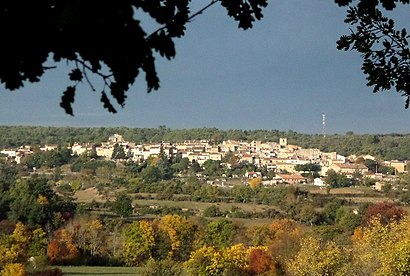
[60,266,142,276]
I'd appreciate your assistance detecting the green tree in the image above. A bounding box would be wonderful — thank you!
[8,177,75,228]
[189,162,201,174]
[325,169,351,188]
[205,219,235,249]
[203,205,223,218]
[172,157,189,173]
[141,258,183,276]
[294,163,321,175]
[140,165,162,184]
[0,160,16,220]
[157,148,173,180]
[111,143,126,160]
[364,159,378,172]
[202,160,223,177]
[111,192,133,218]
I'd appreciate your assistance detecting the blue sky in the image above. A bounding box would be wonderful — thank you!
[1,0,409,134]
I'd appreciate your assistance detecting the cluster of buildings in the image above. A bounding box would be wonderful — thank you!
[1,134,407,187]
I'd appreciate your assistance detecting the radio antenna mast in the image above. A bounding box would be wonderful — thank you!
[322,113,326,138]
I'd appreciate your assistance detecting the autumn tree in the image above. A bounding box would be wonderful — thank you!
[246,224,274,247]
[123,220,155,266]
[0,222,29,270]
[364,202,407,226]
[1,263,25,276]
[267,219,303,272]
[157,215,197,261]
[349,216,410,275]
[287,236,349,276]
[184,245,219,276]
[185,244,273,276]
[0,222,49,273]
[249,177,262,189]
[47,229,79,265]
[218,243,249,275]
[65,216,111,261]
[248,247,277,275]
[184,244,250,276]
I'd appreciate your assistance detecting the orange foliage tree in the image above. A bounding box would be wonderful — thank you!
[47,229,79,265]
[248,247,276,275]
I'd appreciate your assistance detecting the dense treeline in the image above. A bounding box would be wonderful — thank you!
[1,126,410,160]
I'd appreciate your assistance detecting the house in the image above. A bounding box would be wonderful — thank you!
[187,153,210,164]
[329,163,368,176]
[209,153,222,161]
[276,173,306,184]
[108,134,125,144]
[276,162,296,173]
[386,160,407,173]
[40,144,58,151]
[314,177,327,187]
[240,154,254,164]
[245,171,262,178]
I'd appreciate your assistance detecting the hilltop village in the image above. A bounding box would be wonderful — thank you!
[1,133,406,189]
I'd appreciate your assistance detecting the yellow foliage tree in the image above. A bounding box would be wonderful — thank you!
[11,222,30,245]
[287,236,348,276]
[0,238,20,269]
[249,177,262,189]
[36,194,49,205]
[1,263,26,276]
[0,222,31,270]
[185,244,254,276]
[184,245,219,276]
[123,220,155,266]
[158,214,197,260]
[86,219,104,256]
[349,216,410,276]
[219,243,249,272]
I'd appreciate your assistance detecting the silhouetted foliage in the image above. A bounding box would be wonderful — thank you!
[336,0,410,106]
[0,1,408,112]
[0,0,267,114]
